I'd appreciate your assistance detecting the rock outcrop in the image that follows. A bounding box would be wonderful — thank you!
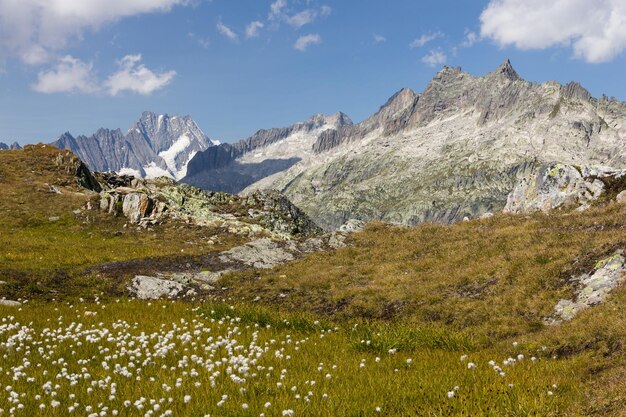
[552,252,626,322]
[95,172,322,238]
[504,163,626,213]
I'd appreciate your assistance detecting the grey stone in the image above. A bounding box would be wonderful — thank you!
[129,275,187,300]
[616,190,626,203]
[339,219,366,233]
[551,253,626,323]
[0,300,21,307]
[219,239,295,269]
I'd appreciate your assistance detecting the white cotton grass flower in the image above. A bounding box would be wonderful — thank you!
[447,391,455,398]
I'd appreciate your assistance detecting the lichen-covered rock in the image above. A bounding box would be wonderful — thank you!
[95,172,321,237]
[552,252,626,322]
[504,163,626,213]
[129,275,193,300]
[122,193,154,223]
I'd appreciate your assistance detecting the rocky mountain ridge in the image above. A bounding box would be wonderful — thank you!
[183,112,352,193]
[225,59,626,229]
[52,111,215,180]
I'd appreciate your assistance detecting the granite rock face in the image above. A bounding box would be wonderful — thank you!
[52,112,215,180]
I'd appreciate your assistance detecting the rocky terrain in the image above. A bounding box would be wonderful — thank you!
[52,111,216,180]
[181,60,626,230]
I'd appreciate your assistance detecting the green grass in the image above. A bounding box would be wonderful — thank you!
[0,301,585,416]
[0,145,249,299]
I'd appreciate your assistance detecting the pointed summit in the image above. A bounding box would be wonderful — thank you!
[494,59,520,81]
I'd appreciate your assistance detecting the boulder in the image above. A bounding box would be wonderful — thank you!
[219,239,295,269]
[122,193,154,223]
[129,275,190,300]
[0,300,21,307]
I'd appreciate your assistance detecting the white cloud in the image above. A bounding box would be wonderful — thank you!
[410,32,443,48]
[461,31,478,48]
[217,19,238,40]
[286,9,317,28]
[105,54,176,96]
[480,0,626,63]
[373,34,387,43]
[0,0,191,64]
[268,1,330,29]
[421,49,447,67]
[32,55,99,94]
[269,0,288,21]
[245,21,264,38]
[294,33,321,51]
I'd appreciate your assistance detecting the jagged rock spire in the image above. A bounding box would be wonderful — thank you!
[494,59,520,81]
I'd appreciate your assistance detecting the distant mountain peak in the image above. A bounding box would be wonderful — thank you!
[0,141,22,150]
[493,59,520,81]
[52,112,214,180]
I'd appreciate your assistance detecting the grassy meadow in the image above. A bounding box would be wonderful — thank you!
[0,301,585,416]
[2,146,626,415]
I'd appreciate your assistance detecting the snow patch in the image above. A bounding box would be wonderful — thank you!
[158,133,192,180]
[117,167,142,177]
[143,162,174,179]
[158,114,164,129]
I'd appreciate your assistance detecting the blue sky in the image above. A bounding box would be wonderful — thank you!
[1,0,626,145]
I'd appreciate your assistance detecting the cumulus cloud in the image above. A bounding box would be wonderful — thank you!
[217,19,238,40]
[105,54,176,96]
[32,56,99,94]
[294,33,321,51]
[245,21,264,38]
[33,54,175,95]
[0,0,191,64]
[373,34,387,43]
[410,32,443,48]
[480,0,626,63]
[421,49,447,67]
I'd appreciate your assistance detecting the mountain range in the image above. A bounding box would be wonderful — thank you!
[52,112,216,180]
[51,59,626,230]
[0,142,22,150]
